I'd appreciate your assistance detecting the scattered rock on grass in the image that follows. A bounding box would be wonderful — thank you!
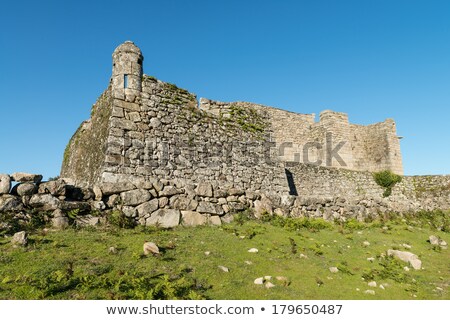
[329,267,339,273]
[109,247,118,254]
[248,248,259,253]
[218,266,229,273]
[143,242,160,256]
[387,249,422,270]
[265,282,276,289]
[11,231,28,247]
[368,281,377,288]
[429,235,439,246]
[362,241,371,247]
[364,290,376,295]
[254,277,264,285]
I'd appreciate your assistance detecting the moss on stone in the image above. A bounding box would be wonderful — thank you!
[60,87,112,185]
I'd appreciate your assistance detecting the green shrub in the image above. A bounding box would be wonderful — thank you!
[373,170,402,197]
[107,211,135,229]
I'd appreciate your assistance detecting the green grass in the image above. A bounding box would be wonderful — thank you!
[0,216,448,300]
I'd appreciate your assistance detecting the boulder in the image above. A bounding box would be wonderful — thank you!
[280,194,296,207]
[228,188,245,196]
[100,182,136,196]
[429,235,439,246]
[158,186,184,197]
[106,194,121,208]
[76,215,100,227]
[196,182,213,197]
[387,249,422,270]
[122,206,137,218]
[120,189,151,206]
[221,213,234,224]
[159,197,169,208]
[181,211,208,226]
[254,195,273,218]
[208,215,222,226]
[65,186,94,201]
[214,189,228,198]
[29,194,61,211]
[51,209,69,229]
[143,242,160,256]
[0,195,23,212]
[197,201,224,215]
[92,201,106,211]
[136,199,159,217]
[60,201,91,212]
[0,174,11,194]
[171,196,198,211]
[145,209,180,228]
[93,185,103,201]
[11,172,43,183]
[11,231,28,247]
[38,180,67,196]
[16,183,37,197]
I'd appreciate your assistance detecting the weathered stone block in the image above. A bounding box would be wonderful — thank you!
[38,180,67,196]
[181,210,207,226]
[11,172,43,184]
[29,194,61,211]
[0,195,23,212]
[145,209,180,228]
[14,183,37,197]
[101,182,136,196]
[120,189,151,206]
[0,174,11,194]
[115,99,141,112]
[208,215,222,226]
[159,186,183,197]
[11,231,28,247]
[196,182,213,197]
[136,199,159,217]
[197,201,224,215]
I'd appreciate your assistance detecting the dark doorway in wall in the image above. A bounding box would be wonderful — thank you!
[285,168,298,196]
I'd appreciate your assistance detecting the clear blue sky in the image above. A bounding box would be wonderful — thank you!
[1,0,450,179]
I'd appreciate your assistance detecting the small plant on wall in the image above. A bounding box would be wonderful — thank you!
[373,170,402,197]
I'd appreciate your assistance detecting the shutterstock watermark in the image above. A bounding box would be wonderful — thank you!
[279,132,347,167]
[118,131,348,168]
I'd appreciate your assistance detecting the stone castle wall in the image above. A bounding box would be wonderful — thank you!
[61,88,112,186]
[49,41,449,229]
[100,76,287,197]
[199,100,403,175]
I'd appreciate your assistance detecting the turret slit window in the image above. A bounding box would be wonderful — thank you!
[124,74,128,88]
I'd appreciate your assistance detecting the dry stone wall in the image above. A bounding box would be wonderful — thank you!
[1,164,450,233]
[285,164,450,220]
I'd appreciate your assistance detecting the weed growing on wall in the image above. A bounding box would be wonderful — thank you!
[373,170,402,197]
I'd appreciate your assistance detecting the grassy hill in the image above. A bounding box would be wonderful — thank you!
[0,211,448,300]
